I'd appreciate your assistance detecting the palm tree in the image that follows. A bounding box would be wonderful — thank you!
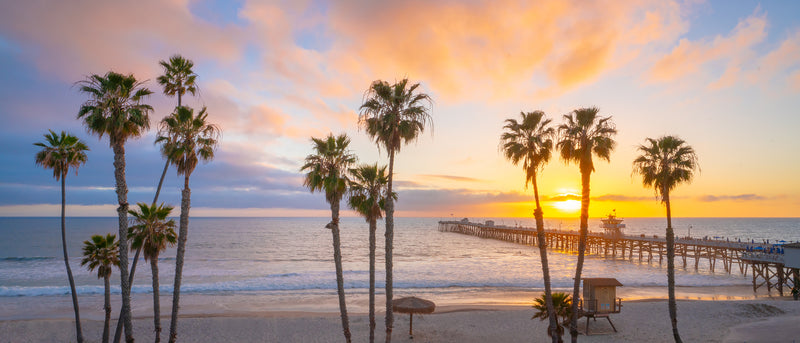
[532,292,573,343]
[156,54,198,108]
[34,130,89,343]
[359,78,432,342]
[129,203,178,343]
[556,107,616,343]
[348,163,394,343]
[633,136,698,343]
[165,106,220,343]
[81,234,120,343]
[114,54,199,343]
[77,71,152,343]
[301,133,357,343]
[500,111,559,343]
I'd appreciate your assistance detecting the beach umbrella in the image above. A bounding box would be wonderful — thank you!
[392,296,435,338]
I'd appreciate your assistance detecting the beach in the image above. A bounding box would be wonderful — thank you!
[3,217,799,342]
[2,296,800,342]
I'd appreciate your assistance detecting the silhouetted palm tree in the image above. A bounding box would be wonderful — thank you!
[34,130,89,343]
[129,203,177,343]
[359,78,432,342]
[633,136,698,343]
[348,163,394,343]
[301,133,357,343]
[164,106,219,343]
[77,71,152,343]
[556,107,616,343]
[532,292,573,343]
[501,111,559,343]
[81,234,120,343]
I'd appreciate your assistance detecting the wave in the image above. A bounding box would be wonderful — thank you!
[0,275,750,297]
[0,257,55,262]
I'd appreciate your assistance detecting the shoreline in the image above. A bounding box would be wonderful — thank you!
[0,284,772,321]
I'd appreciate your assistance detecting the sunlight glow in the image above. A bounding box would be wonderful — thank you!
[553,200,581,212]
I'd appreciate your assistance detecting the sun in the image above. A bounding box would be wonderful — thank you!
[554,199,581,212]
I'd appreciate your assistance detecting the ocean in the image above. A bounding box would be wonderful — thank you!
[1,217,798,319]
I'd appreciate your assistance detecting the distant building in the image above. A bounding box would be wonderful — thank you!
[460,218,469,223]
[485,220,494,226]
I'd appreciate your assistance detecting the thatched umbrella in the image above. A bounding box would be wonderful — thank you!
[392,296,435,338]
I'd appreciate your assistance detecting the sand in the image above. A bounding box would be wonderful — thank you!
[2,298,800,343]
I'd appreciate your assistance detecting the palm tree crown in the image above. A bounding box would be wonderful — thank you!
[81,234,120,279]
[632,136,699,200]
[128,203,177,262]
[359,78,433,153]
[34,130,89,180]
[348,163,394,221]
[501,111,554,188]
[157,55,197,107]
[77,71,153,146]
[301,134,357,203]
[556,107,616,172]
[158,106,220,176]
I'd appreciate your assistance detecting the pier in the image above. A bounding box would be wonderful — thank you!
[438,220,799,296]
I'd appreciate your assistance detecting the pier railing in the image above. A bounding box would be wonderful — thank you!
[438,220,798,295]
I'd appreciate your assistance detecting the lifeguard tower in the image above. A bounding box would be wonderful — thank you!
[600,210,625,238]
[579,278,623,334]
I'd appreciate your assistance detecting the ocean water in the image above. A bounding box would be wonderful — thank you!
[1,217,798,317]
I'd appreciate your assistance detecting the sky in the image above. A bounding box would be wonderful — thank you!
[0,0,798,218]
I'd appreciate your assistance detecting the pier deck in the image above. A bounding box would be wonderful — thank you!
[438,220,798,295]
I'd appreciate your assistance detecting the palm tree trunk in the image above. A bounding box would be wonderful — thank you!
[61,175,84,343]
[168,173,191,343]
[103,273,112,343]
[665,191,682,343]
[532,175,559,343]
[114,160,169,343]
[384,150,395,343]
[369,218,377,343]
[331,199,352,342]
[569,168,591,343]
[111,143,134,343]
[152,258,162,343]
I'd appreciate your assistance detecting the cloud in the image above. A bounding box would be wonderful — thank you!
[394,189,530,211]
[419,174,483,182]
[542,194,582,202]
[697,194,767,202]
[0,0,243,83]
[650,9,768,87]
[593,194,654,202]
[321,0,690,99]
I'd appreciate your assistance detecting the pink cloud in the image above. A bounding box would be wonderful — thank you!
[650,10,767,84]
[0,0,242,82]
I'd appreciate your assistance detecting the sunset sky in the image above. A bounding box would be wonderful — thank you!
[1,0,798,218]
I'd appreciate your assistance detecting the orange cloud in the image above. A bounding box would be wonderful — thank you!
[323,0,690,99]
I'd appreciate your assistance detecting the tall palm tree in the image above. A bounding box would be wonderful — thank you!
[500,111,559,343]
[556,107,616,343]
[165,106,220,343]
[34,130,89,343]
[301,133,357,343]
[81,234,120,343]
[154,54,198,202]
[115,54,199,343]
[348,163,394,343]
[359,78,432,342]
[129,203,178,343]
[633,136,698,343]
[77,71,152,343]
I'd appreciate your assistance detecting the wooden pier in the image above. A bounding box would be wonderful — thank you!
[438,220,798,295]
